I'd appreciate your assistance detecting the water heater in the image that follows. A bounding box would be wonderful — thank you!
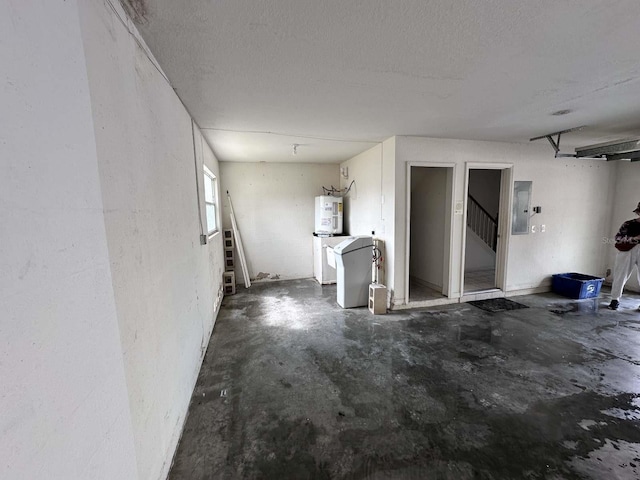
[315,196,343,235]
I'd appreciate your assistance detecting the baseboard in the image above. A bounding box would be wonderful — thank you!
[392,296,460,310]
[409,275,443,292]
[247,274,315,284]
[505,285,552,297]
[393,284,556,310]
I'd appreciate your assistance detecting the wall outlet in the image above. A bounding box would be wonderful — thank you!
[540,224,546,233]
[531,225,537,233]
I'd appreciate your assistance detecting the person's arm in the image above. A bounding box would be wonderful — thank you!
[615,221,629,244]
[629,221,640,242]
[616,221,640,248]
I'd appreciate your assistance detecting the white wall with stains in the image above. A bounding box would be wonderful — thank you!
[392,136,615,304]
[339,140,396,302]
[0,1,138,478]
[1,1,225,479]
[339,144,385,238]
[608,161,640,293]
[342,137,617,306]
[220,162,339,283]
[78,1,225,479]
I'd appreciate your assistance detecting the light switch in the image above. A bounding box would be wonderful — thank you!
[531,225,537,233]
[540,224,546,233]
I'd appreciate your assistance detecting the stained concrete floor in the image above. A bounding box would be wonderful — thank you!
[169,279,640,480]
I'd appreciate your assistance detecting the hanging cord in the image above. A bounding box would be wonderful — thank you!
[322,180,355,197]
[371,245,384,285]
[372,246,383,270]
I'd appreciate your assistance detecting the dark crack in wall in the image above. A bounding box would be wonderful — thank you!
[119,0,148,24]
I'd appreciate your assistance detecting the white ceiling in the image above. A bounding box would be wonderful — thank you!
[126,0,640,163]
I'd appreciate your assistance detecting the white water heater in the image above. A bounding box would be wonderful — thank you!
[315,196,343,235]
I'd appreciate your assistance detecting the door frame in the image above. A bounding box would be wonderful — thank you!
[460,163,513,296]
[405,162,457,305]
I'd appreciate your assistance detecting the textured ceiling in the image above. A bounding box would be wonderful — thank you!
[127,0,640,163]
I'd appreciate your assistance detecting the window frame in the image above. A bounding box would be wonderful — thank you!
[203,165,219,237]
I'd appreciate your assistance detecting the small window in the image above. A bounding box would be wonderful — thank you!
[203,166,218,235]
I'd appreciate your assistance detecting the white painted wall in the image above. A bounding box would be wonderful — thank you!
[464,227,496,271]
[392,136,614,305]
[340,144,384,237]
[409,167,447,287]
[340,140,396,302]
[77,2,225,479]
[220,162,339,282]
[0,1,138,478]
[607,162,640,293]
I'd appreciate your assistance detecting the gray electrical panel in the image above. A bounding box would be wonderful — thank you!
[512,181,532,235]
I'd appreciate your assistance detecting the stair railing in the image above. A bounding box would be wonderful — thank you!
[467,194,498,251]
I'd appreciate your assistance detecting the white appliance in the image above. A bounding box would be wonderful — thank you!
[333,236,373,308]
[313,236,345,284]
[314,196,343,235]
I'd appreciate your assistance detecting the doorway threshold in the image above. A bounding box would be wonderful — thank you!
[395,289,505,311]
[460,289,504,303]
[394,297,461,310]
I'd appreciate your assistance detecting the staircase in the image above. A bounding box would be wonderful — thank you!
[467,195,498,252]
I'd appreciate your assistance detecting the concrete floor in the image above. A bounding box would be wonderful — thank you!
[169,279,640,480]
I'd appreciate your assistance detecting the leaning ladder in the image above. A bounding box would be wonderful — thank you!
[227,191,251,288]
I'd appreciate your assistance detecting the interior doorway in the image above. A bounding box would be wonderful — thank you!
[407,165,454,302]
[463,167,510,294]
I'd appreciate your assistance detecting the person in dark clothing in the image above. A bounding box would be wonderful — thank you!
[608,202,640,310]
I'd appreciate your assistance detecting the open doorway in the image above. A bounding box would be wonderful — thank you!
[463,166,511,295]
[407,165,454,302]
